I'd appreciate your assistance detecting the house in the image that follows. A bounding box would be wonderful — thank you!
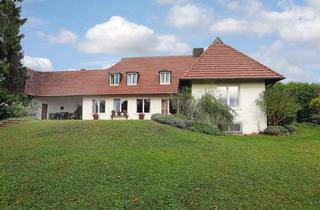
[25,37,284,134]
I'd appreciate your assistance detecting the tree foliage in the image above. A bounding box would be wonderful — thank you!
[257,87,300,126]
[309,96,320,112]
[169,87,195,117]
[193,92,235,127]
[0,0,29,120]
[1,0,27,92]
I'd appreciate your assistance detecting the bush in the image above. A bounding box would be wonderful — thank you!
[151,114,194,128]
[310,96,320,112]
[310,114,320,125]
[262,126,290,136]
[188,122,221,135]
[256,87,300,126]
[283,124,296,133]
[151,114,221,135]
[194,92,235,127]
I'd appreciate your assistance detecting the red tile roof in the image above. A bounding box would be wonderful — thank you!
[25,38,284,97]
[25,56,196,96]
[182,39,285,80]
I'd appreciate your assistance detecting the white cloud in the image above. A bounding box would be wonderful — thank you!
[167,3,213,29]
[156,0,191,4]
[78,16,189,54]
[213,0,320,45]
[254,41,317,82]
[23,56,53,71]
[25,17,47,27]
[47,29,78,44]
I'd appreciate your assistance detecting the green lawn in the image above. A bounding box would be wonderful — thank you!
[0,120,319,209]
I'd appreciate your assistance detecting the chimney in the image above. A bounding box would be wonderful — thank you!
[193,48,204,58]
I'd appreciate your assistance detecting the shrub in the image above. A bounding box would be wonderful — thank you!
[256,87,300,126]
[262,126,290,136]
[310,114,320,125]
[169,87,195,117]
[188,122,221,135]
[194,92,235,127]
[283,124,296,133]
[310,96,320,112]
[275,82,320,122]
[151,114,194,128]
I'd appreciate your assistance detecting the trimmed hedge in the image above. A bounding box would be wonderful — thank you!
[151,114,221,135]
[263,126,290,136]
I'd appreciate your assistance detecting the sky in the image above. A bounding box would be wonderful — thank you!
[20,0,320,82]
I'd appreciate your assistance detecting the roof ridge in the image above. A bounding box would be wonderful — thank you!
[122,55,192,60]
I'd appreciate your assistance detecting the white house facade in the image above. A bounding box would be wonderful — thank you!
[25,38,284,134]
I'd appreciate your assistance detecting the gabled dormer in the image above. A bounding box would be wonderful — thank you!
[159,70,171,85]
[109,72,121,86]
[126,71,139,86]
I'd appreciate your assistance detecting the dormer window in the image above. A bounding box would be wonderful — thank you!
[159,71,171,85]
[127,72,138,86]
[109,73,120,86]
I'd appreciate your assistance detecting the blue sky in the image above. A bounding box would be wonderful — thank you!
[20,0,320,82]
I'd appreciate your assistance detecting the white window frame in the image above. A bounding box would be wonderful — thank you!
[136,99,151,113]
[109,73,120,86]
[160,71,171,85]
[216,85,240,108]
[127,72,138,86]
[92,99,106,113]
[113,99,128,112]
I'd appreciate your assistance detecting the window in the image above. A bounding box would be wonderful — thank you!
[113,99,121,112]
[127,72,138,86]
[113,99,127,112]
[136,99,151,113]
[92,99,105,113]
[60,106,64,111]
[109,73,120,86]
[219,123,242,134]
[216,85,239,107]
[160,71,171,85]
[99,100,105,113]
[121,100,128,112]
[92,100,98,113]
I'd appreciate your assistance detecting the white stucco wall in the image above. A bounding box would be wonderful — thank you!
[191,81,267,134]
[33,96,82,119]
[82,95,169,120]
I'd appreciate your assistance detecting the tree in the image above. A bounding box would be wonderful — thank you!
[310,96,320,112]
[0,0,29,120]
[193,92,235,127]
[256,87,300,126]
[169,87,195,117]
[0,0,27,92]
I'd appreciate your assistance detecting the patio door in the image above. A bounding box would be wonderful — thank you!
[161,99,168,114]
[41,104,48,120]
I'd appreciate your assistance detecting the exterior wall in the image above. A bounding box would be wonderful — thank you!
[82,95,170,120]
[33,96,82,119]
[191,81,267,134]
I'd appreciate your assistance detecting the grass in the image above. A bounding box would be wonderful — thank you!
[0,120,319,209]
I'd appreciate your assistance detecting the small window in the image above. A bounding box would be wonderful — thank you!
[219,123,242,134]
[92,100,99,113]
[113,99,121,112]
[137,99,143,113]
[160,71,171,85]
[144,99,150,113]
[127,72,138,86]
[60,106,64,111]
[109,73,120,86]
[99,100,105,113]
[92,99,105,113]
[136,99,151,113]
[121,100,128,112]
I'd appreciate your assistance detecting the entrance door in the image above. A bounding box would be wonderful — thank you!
[161,99,168,114]
[41,104,48,120]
